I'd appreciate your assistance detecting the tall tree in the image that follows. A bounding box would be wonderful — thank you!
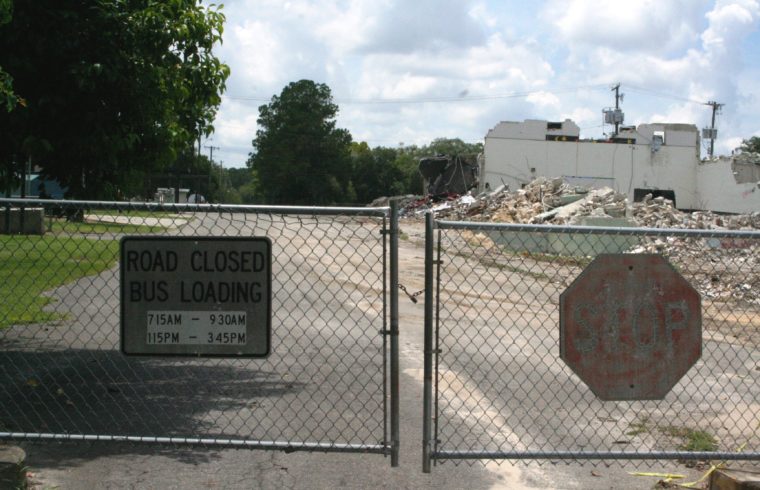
[0,0,17,112]
[740,136,760,154]
[350,143,406,203]
[426,137,483,157]
[248,80,353,205]
[0,0,229,199]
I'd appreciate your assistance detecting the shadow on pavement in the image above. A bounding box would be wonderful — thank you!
[0,348,304,467]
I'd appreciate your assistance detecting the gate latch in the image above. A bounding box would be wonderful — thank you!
[398,284,424,304]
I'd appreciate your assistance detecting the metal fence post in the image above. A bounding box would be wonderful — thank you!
[3,202,10,234]
[422,211,434,473]
[389,199,400,467]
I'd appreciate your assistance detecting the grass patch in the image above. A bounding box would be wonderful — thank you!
[93,209,180,219]
[660,426,718,452]
[0,235,119,328]
[49,219,164,234]
[626,416,651,436]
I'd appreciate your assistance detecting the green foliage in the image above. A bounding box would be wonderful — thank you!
[249,80,353,205]
[426,137,483,157]
[235,82,482,204]
[659,426,718,452]
[350,143,407,203]
[0,0,9,24]
[626,416,651,436]
[740,136,760,154]
[0,0,230,198]
[0,0,16,112]
[227,167,254,189]
[349,138,481,203]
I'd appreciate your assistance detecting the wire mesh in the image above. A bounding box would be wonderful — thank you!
[0,199,392,456]
[429,220,760,466]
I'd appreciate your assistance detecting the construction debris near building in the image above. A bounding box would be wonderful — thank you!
[388,176,759,307]
[401,176,759,230]
[418,154,478,196]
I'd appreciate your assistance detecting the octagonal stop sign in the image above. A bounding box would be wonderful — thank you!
[559,254,701,401]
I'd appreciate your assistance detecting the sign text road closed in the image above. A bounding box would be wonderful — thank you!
[120,237,272,357]
[559,254,701,400]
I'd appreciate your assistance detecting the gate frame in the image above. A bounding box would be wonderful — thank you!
[422,212,760,472]
[0,197,400,466]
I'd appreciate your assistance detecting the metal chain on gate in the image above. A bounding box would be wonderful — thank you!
[398,284,424,304]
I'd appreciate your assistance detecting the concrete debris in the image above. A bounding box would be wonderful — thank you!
[399,176,760,231]
[393,176,758,306]
[732,151,760,166]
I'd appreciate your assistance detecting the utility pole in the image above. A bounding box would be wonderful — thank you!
[204,145,221,202]
[219,160,224,199]
[612,83,622,136]
[204,144,220,163]
[705,101,724,159]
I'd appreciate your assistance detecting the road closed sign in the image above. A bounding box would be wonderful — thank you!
[120,237,272,357]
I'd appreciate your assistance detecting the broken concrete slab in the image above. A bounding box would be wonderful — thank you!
[0,444,26,488]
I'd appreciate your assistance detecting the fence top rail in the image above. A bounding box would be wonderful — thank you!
[435,218,760,239]
[0,198,389,217]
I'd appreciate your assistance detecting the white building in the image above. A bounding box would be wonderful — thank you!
[480,119,760,214]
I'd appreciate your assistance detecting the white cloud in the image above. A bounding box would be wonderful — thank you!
[208,1,760,166]
[527,91,561,110]
[356,0,486,54]
[547,0,708,54]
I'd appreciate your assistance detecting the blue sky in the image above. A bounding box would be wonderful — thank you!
[207,0,760,168]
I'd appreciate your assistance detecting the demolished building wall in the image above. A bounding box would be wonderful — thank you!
[418,155,478,196]
[696,156,760,213]
[482,120,700,208]
[481,119,758,214]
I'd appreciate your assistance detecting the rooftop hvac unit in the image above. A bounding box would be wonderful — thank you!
[702,127,718,139]
[603,108,624,124]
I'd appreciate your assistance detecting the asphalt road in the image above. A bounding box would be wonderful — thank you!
[2,211,748,488]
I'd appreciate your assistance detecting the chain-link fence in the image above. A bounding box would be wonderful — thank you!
[0,199,398,463]
[422,215,760,470]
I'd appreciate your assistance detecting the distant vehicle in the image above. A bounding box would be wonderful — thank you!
[187,193,206,204]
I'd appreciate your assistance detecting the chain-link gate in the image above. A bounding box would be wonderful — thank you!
[422,214,760,471]
[0,198,400,465]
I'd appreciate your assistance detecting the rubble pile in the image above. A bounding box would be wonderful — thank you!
[631,194,760,230]
[392,176,759,305]
[733,151,760,166]
[629,236,759,306]
[399,176,760,231]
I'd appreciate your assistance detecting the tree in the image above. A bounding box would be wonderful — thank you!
[0,0,18,112]
[248,80,353,205]
[426,137,483,157]
[0,0,229,199]
[347,138,483,203]
[350,143,407,203]
[739,136,760,154]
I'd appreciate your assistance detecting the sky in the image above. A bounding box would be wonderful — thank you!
[205,0,760,168]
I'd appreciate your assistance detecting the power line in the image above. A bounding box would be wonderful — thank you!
[625,84,707,106]
[221,84,610,105]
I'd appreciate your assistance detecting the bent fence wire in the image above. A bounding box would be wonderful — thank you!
[423,216,760,469]
[0,198,397,462]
